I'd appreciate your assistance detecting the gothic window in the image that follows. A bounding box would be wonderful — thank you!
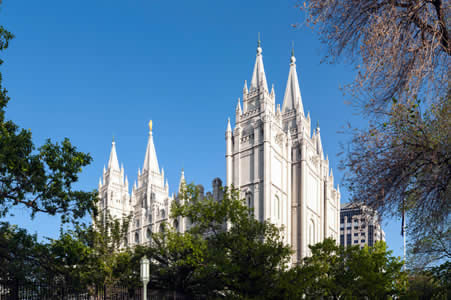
[134,232,139,244]
[174,220,179,232]
[148,213,152,223]
[161,209,166,219]
[309,219,315,245]
[124,237,128,246]
[159,223,165,233]
[136,219,140,228]
[146,228,152,239]
[246,192,253,209]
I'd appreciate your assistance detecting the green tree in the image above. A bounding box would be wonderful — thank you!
[298,239,407,299]
[131,184,292,299]
[0,221,49,282]
[173,184,292,299]
[35,212,132,289]
[0,23,96,223]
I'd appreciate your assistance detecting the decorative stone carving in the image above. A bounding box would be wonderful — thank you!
[275,133,284,146]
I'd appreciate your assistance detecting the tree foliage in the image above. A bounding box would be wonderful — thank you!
[299,0,449,110]
[295,239,407,299]
[131,184,293,299]
[3,184,440,298]
[0,221,48,282]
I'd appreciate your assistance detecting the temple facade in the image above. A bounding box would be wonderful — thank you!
[225,42,340,262]
[96,41,340,263]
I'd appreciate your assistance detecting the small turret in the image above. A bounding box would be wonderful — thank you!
[178,168,186,193]
[236,98,242,115]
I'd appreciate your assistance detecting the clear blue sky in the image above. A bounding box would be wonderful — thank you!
[2,0,403,257]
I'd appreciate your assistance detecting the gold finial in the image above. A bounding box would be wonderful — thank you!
[149,120,153,132]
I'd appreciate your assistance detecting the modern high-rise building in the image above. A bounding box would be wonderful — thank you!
[96,41,341,263]
[339,202,385,248]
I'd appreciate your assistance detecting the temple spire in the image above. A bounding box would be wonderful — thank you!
[143,120,160,174]
[107,138,120,171]
[236,98,242,114]
[282,48,304,114]
[178,168,186,193]
[249,35,268,92]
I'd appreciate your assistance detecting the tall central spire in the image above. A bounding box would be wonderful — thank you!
[142,120,160,174]
[282,49,304,114]
[249,35,268,92]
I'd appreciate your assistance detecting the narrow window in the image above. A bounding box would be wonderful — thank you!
[146,228,152,239]
[309,219,315,245]
[246,192,253,209]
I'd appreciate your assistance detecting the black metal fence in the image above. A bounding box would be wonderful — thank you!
[0,281,191,300]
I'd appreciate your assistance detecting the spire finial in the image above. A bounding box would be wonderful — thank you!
[317,120,319,129]
[290,41,296,64]
[149,120,153,132]
[256,32,262,55]
[112,135,115,143]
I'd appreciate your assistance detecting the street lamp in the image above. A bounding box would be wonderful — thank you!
[140,256,150,300]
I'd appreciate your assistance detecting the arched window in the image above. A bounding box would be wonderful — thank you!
[124,237,128,246]
[309,219,315,245]
[246,191,253,210]
[161,209,166,219]
[159,223,165,233]
[146,228,152,239]
[275,195,280,220]
[174,220,179,232]
[134,232,139,244]
[148,213,152,223]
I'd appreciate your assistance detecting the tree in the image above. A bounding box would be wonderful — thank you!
[406,261,451,299]
[131,184,292,299]
[0,221,49,283]
[299,0,450,266]
[0,23,96,223]
[174,184,292,299]
[297,238,407,299]
[299,0,448,109]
